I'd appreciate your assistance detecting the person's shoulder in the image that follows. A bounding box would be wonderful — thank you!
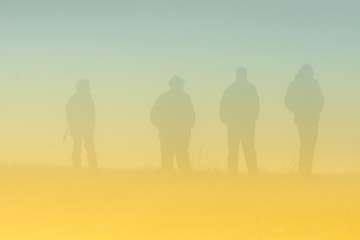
[67,94,77,103]
[224,82,237,91]
[312,79,320,86]
[156,90,167,97]
[287,80,297,88]
[172,91,191,101]
[246,81,257,89]
[156,91,171,101]
[181,91,191,97]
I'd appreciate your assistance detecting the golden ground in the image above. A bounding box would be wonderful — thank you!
[0,165,359,240]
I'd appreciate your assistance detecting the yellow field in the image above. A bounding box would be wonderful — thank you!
[0,165,359,240]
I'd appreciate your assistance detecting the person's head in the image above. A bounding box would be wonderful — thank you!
[168,75,185,91]
[295,64,314,81]
[236,67,247,82]
[76,79,90,93]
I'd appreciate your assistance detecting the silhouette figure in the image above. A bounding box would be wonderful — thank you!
[285,64,324,174]
[220,67,259,174]
[150,75,195,171]
[66,79,97,170]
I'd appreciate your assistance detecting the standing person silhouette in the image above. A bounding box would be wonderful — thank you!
[220,67,260,174]
[285,64,324,174]
[150,75,195,171]
[66,79,97,170]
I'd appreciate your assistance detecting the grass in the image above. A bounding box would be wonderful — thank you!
[0,164,359,239]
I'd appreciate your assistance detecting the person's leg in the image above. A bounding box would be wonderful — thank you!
[175,131,191,172]
[71,129,83,170]
[84,129,97,170]
[241,122,258,173]
[160,133,175,171]
[227,125,241,174]
[297,120,319,174]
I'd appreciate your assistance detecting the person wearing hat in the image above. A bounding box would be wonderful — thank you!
[220,67,260,174]
[66,79,97,170]
[285,64,324,174]
[150,75,195,171]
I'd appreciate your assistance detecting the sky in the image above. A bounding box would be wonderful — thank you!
[0,0,359,172]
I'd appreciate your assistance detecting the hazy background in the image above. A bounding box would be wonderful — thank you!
[1,0,359,172]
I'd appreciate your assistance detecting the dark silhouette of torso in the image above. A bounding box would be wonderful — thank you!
[67,93,95,129]
[285,79,324,124]
[220,80,259,174]
[66,84,97,170]
[220,81,259,124]
[151,91,195,133]
[285,66,324,174]
[151,88,195,171]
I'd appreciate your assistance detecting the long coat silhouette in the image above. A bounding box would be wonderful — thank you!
[66,79,97,170]
[285,65,324,174]
[220,68,259,173]
[150,75,195,171]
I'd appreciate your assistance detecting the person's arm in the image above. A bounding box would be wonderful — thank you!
[188,95,196,128]
[317,82,325,113]
[65,97,72,125]
[219,90,228,123]
[254,87,260,120]
[90,96,96,126]
[150,96,161,129]
[285,82,295,113]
